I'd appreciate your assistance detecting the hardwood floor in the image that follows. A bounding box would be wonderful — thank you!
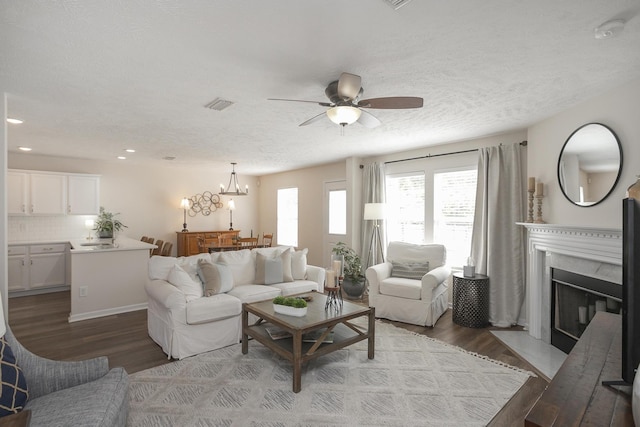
[7,291,547,426]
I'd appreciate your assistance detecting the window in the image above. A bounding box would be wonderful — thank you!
[277,188,298,246]
[328,189,346,235]
[385,172,425,244]
[433,169,477,267]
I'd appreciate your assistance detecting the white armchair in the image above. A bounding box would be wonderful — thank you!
[365,241,451,326]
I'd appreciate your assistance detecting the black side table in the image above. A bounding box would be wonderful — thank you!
[452,273,490,328]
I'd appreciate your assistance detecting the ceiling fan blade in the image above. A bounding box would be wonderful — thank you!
[299,112,327,127]
[337,72,362,100]
[358,96,424,109]
[268,98,333,107]
[357,110,381,128]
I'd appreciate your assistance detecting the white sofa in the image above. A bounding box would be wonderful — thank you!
[365,241,451,327]
[145,246,325,359]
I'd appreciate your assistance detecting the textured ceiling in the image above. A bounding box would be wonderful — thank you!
[1,0,640,175]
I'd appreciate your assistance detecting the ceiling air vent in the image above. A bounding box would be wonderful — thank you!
[383,0,413,10]
[205,98,234,111]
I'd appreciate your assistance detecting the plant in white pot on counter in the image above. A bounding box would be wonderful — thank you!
[94,206,127,239]
[272,296,308,317]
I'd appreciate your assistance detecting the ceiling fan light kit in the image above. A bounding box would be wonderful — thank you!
[270,72,423,129]
[327,106,362,126]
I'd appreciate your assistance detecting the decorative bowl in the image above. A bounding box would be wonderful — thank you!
[273,304,307,317]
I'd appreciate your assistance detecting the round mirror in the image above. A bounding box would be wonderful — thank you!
[557,123,622,207]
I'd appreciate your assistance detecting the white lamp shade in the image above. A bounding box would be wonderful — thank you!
[180,197,190,209]
[364,203,386,220]
[228,199,236,210]
[326,106,362,125]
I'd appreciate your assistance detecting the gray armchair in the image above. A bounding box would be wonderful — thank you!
[4,326,129,427]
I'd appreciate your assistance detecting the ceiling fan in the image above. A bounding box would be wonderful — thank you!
[269,72,423,129]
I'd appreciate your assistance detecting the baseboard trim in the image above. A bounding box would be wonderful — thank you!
[68,303,148,323]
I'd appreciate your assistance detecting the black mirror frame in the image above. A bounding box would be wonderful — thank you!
[557,122,623,208]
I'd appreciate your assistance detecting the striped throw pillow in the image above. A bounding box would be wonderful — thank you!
[391,261,430,280]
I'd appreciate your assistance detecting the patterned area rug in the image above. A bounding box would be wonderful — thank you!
[128,321,534,426]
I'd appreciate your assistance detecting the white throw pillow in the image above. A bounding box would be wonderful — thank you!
[197,259,234,296]
[292,248,308,280]
[167,264,203,301]
[218,249,255,285]
[255,252,284,285]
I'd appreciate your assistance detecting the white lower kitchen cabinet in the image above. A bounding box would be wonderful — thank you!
[8,243,69,296]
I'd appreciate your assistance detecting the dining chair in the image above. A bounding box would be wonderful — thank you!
[238,237,258,249]
[262,233,273,247]
[161,241,173,256]
[151,239,164,256]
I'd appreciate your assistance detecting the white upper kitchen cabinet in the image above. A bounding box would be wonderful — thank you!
[29,173,67,215]
[68,174,100,215]
[7,171,29,215]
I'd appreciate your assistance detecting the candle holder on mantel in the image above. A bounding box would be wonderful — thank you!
[527,189,535,222]
[534,195,546,224]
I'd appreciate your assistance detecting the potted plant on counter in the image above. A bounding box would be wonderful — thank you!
[94,206,127,239]
[332,242,366,299]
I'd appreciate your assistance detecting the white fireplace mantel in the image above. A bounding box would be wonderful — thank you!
[519,223,622,342]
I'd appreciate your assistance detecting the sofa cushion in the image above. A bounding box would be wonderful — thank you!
[0,336,29,417]
[227,285,281,304]
[197,260,234,296]
[387,242,446,268]
[186,294,241,324]
[380,277,423,300]
[253,247,293,282]
[25,367,128,427]
[291,248,308,280]
[255,252,284,285]
[167,265,203,301]
[218,250,255,286]
[148,254,210,282]
[391,261,430,280]
[270,280,318,296]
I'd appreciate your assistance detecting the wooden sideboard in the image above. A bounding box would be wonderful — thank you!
[176,230,240,257]
[525,312,633,426]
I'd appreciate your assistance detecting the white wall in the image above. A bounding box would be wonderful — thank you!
[1,94,7,319]
[258,161,346,267]
[527,77,640,228]
[7,153,260,253]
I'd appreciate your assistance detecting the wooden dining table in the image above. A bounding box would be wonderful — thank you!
[207,244,266,253]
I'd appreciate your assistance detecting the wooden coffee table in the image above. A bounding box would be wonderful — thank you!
[242,292,375,393]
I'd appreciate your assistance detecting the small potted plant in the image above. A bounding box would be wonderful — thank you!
[332,242,366,299]
[94,206,127,239]
[273,296,308,317]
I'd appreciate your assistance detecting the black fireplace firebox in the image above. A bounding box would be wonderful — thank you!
[551,268,622,354]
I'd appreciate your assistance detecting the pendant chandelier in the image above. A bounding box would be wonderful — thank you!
[219,162,248,196]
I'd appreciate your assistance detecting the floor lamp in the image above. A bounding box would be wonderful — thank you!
[364,203,386,268]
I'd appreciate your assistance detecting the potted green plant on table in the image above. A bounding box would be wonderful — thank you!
[332,242,366,299]
[272,296,308,317]
[94,206,127,239]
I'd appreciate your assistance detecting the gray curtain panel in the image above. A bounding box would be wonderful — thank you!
[470,143,525,327]
[361,162,386,269]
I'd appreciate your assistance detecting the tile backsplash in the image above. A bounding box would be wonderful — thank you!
[8,215,97,243]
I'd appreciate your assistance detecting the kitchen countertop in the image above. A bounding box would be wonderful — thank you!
[70,236,156,253]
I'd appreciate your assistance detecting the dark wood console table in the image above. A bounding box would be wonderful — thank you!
[525,312,633,426]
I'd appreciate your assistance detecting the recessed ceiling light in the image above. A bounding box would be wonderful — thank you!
[117,156,126,160]
[125,149,136,153]
[18,146,32,151]
[6,118,23,124]
[163,156,176,161]
[594,19,625,39]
